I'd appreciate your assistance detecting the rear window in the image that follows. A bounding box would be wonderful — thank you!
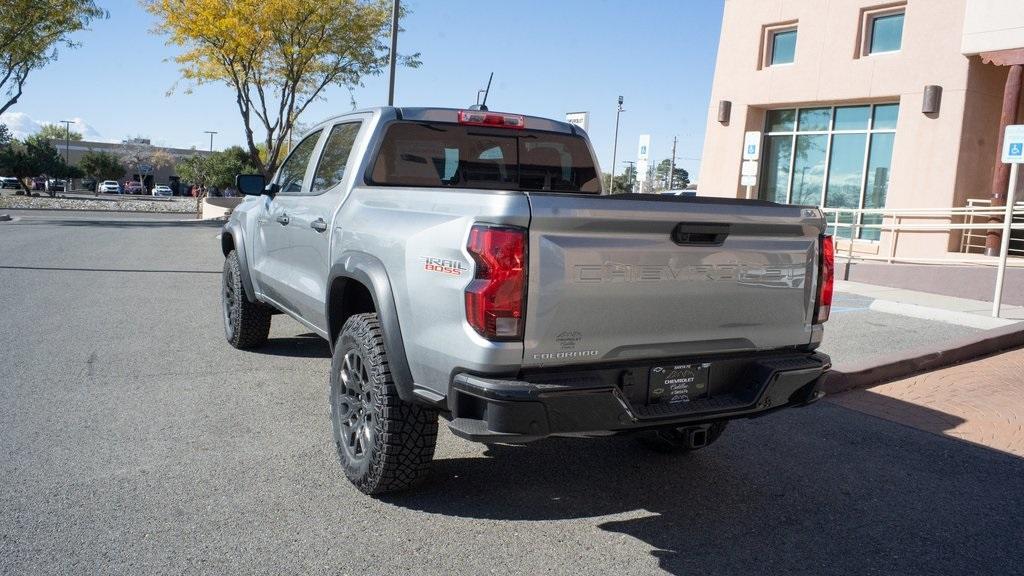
[369,122,601,193]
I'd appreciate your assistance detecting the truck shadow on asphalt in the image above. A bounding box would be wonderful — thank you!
[388,402,1023,575]
[251,333,331,358]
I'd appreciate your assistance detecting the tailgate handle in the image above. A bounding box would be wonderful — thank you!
[671,223,730,246]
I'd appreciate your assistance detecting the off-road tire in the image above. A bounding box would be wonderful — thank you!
[638,421,729,453]
[221,250,272,349]
[330,313,438,495]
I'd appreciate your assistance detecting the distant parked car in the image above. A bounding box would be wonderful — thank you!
[125,181,144,195]
[45,179,66,193]
[99,180,121,194]
[152,185,172,197]
[0,176,20,189]
[31,177,46,191]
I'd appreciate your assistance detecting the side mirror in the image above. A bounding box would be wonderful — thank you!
[235,173,266,196]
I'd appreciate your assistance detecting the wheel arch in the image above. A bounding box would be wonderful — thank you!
[327,252,416,402]
[221,222,257,303]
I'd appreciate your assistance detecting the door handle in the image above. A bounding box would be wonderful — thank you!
[310,218,328,233]
[276,213,290,225]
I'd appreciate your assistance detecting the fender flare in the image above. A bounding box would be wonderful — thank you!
[221,222,257,303]
[327,252,416,402]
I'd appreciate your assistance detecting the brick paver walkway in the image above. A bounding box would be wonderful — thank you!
[829,347,1024,457]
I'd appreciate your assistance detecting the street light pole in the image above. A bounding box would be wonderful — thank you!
[58,117,73,178]
[204,130,217,152]
[387,0,400,106]
[609,95,624,194]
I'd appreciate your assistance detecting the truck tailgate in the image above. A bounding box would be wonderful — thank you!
[522,194,826,368]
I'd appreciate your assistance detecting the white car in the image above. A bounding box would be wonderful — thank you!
[99,180,121,194]
[152,185,172,197]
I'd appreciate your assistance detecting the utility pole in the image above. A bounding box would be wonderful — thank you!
[58,119,73,182]
[204,131,217,152]
[669,136,678,190]
[387,0,400,106]
[609,95,624,194]
[623,160,637,193]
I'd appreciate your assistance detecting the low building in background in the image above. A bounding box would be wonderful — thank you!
[700,0,1024,261]
[45,139,214,192]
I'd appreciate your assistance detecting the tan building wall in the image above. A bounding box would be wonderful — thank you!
[700,0,1024,259]
[47,140,214,189]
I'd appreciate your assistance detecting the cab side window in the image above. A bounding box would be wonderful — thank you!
[275,129,323,194]
[312,122,361,193]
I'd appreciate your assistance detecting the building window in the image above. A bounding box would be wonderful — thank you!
[759,21,798,69]
[759,103,899,240]
[770,29,797,65]
[869,12,904,53]
[858,3,905,57]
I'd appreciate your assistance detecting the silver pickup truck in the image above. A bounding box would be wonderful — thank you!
[220,107,834,495]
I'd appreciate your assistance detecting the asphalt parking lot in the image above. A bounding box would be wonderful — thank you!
[2,211,1022,575]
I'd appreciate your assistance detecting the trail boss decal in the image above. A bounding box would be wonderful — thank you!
[420,257,468,276]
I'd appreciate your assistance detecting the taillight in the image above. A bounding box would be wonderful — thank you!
[814,235,834,324]
[457,110,525,129]
[465,225,527,340]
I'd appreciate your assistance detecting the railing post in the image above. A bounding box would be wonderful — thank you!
[993,162,1020,318]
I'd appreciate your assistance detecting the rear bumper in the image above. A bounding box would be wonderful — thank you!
[447,352,830,443]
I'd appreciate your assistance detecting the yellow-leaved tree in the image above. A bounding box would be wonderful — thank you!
[144,0,415,176]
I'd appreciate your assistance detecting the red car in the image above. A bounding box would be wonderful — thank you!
[125,181,144,195]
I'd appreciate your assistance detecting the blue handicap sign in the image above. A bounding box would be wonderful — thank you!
[1010,142,1024,158]
[746,145,756,155]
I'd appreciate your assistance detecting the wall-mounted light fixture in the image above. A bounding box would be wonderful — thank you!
[718,100,732,123]
[922,85,942,115]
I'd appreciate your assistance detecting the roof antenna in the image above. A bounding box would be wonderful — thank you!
[470,72,493,111]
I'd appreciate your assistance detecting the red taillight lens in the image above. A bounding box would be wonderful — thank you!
[457,110,525,129]
[465,225,527,340]
[814,235,834,324]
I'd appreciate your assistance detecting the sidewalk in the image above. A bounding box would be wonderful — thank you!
[829,346,1024,457]
[842,261,1024,306]
[836,280,1024,328]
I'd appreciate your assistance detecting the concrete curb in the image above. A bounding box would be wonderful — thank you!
[820,322,1024,395]
[0,206,196,215]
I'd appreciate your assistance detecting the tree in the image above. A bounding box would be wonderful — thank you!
[145,0,417,178]
[78,150,126,186]
[654,158,690,190]
[36,123,83,142]
[602,166,636,194]
[0,1,107,115]
[0,135,67,195]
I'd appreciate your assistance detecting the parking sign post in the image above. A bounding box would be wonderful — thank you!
[992,125,1024,318]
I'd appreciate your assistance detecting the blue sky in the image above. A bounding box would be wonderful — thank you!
[2,0,724,179]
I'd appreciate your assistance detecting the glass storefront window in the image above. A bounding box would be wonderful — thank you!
[791,135,827,205]
[872,103,899,130]
[759,103,898,240]
[833,106,870,130]
[870,13,904,54]
[797,108,831,132]
[762,135,792,204]
[861,132,896,240]
[766,109,796,132]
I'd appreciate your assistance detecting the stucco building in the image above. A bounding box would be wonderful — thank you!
[47,139,213,192]
[700,0,1024,260]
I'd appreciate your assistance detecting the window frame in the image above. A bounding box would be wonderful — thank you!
[858,2,906,57]
[273,128,325,197]
[759,21,799,69]
[309,120,363,195]
[759,103,899,241]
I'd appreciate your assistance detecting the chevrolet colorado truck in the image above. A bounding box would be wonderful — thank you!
[220,107,834,495]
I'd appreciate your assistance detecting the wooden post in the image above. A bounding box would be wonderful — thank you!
[985,58,1023,255]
